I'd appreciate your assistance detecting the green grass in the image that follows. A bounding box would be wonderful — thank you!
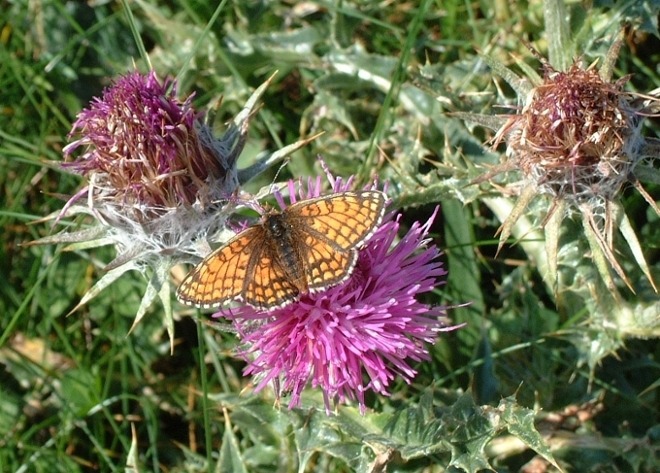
[2,0,660,472]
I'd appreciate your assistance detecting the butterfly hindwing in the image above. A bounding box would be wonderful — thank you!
[296,230,357,290]
[243,247,300,309]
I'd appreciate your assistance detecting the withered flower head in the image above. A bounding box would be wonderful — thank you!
[465,36,660,297]
[62,70,239,219]
[507,61,642,206]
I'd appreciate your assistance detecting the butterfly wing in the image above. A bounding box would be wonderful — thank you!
[242,244,300,310]
[286,190,386,291]
[178,190,387,310]
[288,190,387,250]
[300,232,358,291]
[176,227,263,308]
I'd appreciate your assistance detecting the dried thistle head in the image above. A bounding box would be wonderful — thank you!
[62,71,240,221]
[465,35,660,297]
[508,61,642,208]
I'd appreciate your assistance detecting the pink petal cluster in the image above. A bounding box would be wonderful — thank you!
[219,172,464,414]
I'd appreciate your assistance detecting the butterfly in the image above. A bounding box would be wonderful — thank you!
[176,190,387,311]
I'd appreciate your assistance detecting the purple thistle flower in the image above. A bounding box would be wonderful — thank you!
[218,170,464,415]
[34,70,314,347]
[62,70,238,216]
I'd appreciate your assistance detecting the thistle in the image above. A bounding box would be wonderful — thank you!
[32,70,317,349]
[460,34,660,300]
[215,167,464,415]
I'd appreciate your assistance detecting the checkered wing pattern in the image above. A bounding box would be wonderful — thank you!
[287,191,386,246]
[286,190,386,289]
[176,190,387,311]
[176,227,263,308]
[242,248,300,309]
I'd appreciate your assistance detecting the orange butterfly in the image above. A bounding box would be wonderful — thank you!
[176,190,387,311]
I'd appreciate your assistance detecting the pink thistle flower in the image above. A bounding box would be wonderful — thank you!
[218,169,464,415]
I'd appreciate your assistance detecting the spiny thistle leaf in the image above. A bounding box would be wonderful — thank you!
[497,396,564,472]
[219,409,248,473]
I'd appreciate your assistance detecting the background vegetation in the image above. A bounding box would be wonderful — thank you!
[2,0,660,471]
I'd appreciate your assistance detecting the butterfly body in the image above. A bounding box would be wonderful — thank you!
[177,190,387,311]
[259,211,309,295]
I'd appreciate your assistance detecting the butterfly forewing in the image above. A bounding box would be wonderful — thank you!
[291,190,387,250]
[177,227,262,307]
